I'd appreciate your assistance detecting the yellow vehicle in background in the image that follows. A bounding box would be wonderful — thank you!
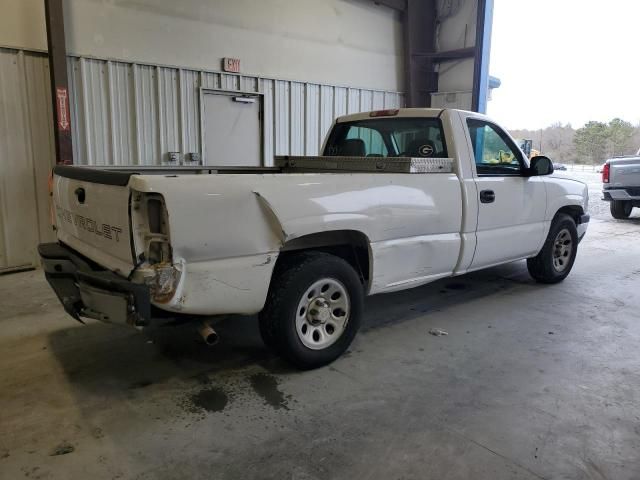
[515,138,540,159]
[482,150,516,164]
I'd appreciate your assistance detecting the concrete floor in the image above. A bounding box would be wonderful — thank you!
[2,172,640,480]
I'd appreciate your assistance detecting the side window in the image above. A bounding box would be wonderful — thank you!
[467,119,524,175]
[345,127,388,157]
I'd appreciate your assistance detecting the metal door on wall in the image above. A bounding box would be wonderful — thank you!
[202,92,262,166]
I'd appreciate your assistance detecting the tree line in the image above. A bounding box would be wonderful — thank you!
[509,118,640,164]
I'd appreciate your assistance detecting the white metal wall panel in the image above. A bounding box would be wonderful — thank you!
[289,82,304,155]
[68,57,86,166]
[133,65,159,165]
[319,85,334,148]
[261,78,275,166]
[202,72,224,90]
[274,81,290,155]
[22,53,55,244]
[181,69,201,159]
[64,55,404,166]
[305,84,320,155]
[384,91,401,109]
[0,48,54,271]
[157,67,180,159]
[82,58,112,165]
[372,91,384,110]
[221,74,239,91]
[107,61,136,165]
[347,88,360,114]
[241,76,259,93]
[334,87,347,120]
[360,90,373,112]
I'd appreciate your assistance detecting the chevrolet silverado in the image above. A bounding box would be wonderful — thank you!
[40,108,590,368]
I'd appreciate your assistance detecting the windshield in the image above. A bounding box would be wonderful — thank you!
[323,117,448,158]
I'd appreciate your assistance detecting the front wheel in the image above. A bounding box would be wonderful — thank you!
[610,200,633,219]
[527,213,578,284]
[259,251,364,369]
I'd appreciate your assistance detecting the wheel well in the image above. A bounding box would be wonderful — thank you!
[277,230,370,285]
[556,205,584,224]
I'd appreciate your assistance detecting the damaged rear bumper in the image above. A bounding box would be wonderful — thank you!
[38,242,151,326]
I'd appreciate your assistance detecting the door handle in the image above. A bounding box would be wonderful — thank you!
[480,189,495,203]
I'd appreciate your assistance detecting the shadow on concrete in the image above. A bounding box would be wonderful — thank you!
[46,261,534,397]
[46,313,279,397]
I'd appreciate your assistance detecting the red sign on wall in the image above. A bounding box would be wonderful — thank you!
[56,87,70,132]
[222,57,241,73]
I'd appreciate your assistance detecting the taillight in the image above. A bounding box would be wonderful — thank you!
[130,192,180,303]
[369,109,399,117]
[602,162,610,183]
[131,192,171,265]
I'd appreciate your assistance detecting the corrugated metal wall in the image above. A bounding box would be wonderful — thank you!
[0,47,404,270]
[66,56,405,166]
[0,48,55,271]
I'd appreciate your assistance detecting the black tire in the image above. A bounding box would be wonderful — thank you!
[527,213,578,284]
[610,200,633,219]
[259,251,364,369]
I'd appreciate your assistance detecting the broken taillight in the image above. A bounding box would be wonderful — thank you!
[602,162,610,183]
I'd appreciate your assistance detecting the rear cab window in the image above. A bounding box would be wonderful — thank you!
[324,118,448,159]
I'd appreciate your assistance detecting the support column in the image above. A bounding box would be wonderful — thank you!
[44,0,73,164]
[403,0,438,107]
[472,0,494,113]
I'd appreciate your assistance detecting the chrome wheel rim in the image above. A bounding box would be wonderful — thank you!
[552,228,573,272]
[295,278,350,350]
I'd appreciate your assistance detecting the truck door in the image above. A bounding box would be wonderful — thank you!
[465,118,547,270]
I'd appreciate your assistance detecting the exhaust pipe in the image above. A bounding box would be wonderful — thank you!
[198,322,219,346]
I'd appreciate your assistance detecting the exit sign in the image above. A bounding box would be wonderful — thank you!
[222,57,241,73]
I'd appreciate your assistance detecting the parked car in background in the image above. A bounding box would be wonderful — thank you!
[602,156,640,218]
[553,163,568,171]
[39,108,590,369]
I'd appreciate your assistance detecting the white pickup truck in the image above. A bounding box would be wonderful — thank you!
[40,108,590,368]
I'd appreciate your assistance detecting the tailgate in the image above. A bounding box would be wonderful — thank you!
[610,158,640,188]
[52,166,135,276]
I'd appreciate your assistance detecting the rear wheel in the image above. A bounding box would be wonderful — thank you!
[527,214,578,284]
[610,200,633,219]
[259,251,363,369]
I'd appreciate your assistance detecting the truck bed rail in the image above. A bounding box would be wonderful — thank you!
[53,156,454,185]
[275,156,454,174]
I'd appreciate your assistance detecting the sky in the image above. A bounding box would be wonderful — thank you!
[486,0,640,130]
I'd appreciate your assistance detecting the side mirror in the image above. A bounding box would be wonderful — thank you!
[528,155,554,176]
